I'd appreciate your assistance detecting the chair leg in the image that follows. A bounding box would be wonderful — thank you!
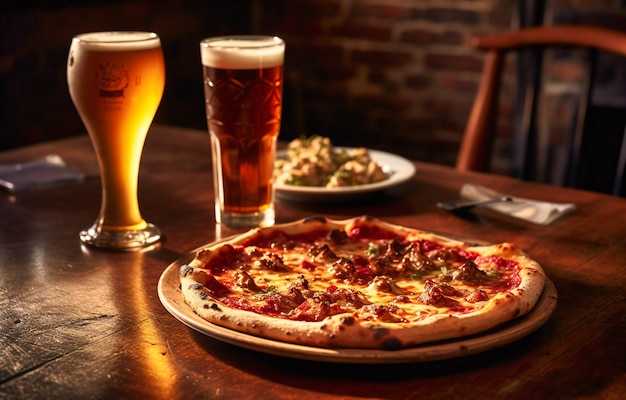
[613,124,626,196]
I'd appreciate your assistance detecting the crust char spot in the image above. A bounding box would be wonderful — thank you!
[340,316,356,326]
[180,264,193,276]
[381,338,402,350]
[370,326,389,340]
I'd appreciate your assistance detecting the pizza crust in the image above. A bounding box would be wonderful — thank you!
[179,216,545,349]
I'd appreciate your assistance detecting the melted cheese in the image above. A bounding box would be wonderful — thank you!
[194,231,520,323]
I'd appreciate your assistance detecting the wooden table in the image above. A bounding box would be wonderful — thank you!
[1,125,624,399]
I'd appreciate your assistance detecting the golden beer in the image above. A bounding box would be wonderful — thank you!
[201,36,284,228]
[68,32,164,248]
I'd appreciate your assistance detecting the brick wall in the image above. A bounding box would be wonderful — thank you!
[259,0,518,165]
[1,0,625,175]
[258,0,626,169]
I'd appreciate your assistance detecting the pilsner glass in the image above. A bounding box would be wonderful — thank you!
[67,31,165,249]
[200,35,285,228]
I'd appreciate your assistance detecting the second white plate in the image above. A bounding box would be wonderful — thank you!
[274,148,416,202]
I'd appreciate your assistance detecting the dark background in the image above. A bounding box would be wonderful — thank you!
[1,0,625,182]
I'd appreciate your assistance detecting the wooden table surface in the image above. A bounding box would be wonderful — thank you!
[1,125,624,399]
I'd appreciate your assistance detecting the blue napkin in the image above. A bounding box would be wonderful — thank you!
[0,154,85,192]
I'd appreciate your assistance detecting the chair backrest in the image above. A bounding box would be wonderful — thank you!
[456,25,626,196]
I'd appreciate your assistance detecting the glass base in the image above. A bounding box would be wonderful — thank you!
[216,205,275,229]
[79,223,162,250]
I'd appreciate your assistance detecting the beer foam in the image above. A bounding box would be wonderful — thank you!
[74,32,161,51]
[201,37,284,69]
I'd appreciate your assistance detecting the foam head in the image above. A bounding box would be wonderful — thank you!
[72,32,161,51]
[200,36,285,70]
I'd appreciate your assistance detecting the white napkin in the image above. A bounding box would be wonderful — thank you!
[460,183,576,225]
[0,154,85,192]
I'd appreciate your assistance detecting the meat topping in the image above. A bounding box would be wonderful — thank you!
[308,244,339,263]
[452,261,489,285]
[419,279,462,308]
[233,270,260,291]
[359,304,406,323]
[254,253,288,271]
[465,289,489,303]
[326,229,348,244]
[367,275,406,295]
[328,257,355,280]
[288,297,344,322]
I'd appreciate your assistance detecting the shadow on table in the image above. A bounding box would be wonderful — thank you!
[187,320,557,399]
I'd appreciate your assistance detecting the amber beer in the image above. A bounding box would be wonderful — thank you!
[67,32,165,248]
[201,36,285,228]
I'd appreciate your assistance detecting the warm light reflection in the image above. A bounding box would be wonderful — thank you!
[79,245,176,397]
[130,251,176,398]
[214,223,246,241]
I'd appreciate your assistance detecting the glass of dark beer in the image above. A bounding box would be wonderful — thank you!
[200,36,285,228]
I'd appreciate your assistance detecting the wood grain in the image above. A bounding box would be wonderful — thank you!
[1,125,624,399]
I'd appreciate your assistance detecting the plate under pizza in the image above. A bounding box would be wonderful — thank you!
[158,217,557,364]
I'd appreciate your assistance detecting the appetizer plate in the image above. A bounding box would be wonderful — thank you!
[274,148,416,202]
[158,252,557,364]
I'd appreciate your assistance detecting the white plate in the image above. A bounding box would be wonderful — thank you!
[274,148,416,202]
[158,251,558,364]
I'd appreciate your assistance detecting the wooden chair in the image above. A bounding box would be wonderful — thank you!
[456,25,626,196]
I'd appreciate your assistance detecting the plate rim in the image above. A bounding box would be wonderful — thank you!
[274,147,416,197]
[158,248,557,364]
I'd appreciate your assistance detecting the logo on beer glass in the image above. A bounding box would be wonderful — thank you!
[95,62,129,98]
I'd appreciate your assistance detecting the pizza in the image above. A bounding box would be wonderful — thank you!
[179,216,545,350]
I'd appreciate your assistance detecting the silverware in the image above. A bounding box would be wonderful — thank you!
[436,196,513,213]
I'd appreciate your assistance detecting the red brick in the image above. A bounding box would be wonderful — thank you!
[287,44,344,65]
[352,94,414,112]
[405,74,431,89]
[438,75,479,93]
[367,70,387,86]
[423,7,480,24]
[420,97,453,114]
[351,49,414,67]
[306,65,358,81]
[400,29,438,45]
[351,3,416,20]
[401,28,464,46]
[438,31,465,46]
[424,53,484,72]
[488,8,515,28]
[274,18,324,36]
[260,0,343,18]
[329,23,392,41]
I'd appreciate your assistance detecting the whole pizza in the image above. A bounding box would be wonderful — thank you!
[179,216,545,349]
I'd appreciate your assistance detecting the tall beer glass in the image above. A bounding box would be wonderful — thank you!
[67,32,165,249]
[200,36,284,228]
